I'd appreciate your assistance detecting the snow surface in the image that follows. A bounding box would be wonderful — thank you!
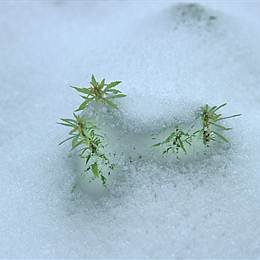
[0,0,260,258]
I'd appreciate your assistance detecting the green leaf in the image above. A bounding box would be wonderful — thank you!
[99,79,105,89]
[91,74,98,87]
[218,114,242,120]
[109,94,127,99]
[103,98,118,109]
[91,162,99,177]
[69,129,77,135]
[164,147,172,153]
[71,139,84,150]
[106,89,121,94]
[72,136,79,147]
[152,143,161,147]
[179,139,187,153]
[209,105,217,111]
[100,175,106,185]
[58,136,74,146]
[80,95,92,100]
[71,86,92,95]
[58,118,76,127]
[210,122,232,130]
[79,148,88,157]
[105,81,121,90]
[213,131,229,143]
[164,133,175,143]
[61,118,77,124]
[57,122,73,127]
[75,100,90,112]
[213,103,227,112]
[85,154,91,165]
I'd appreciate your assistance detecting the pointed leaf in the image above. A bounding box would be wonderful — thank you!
[152,143,161,147]
[71,139,84,150]
[100,175,106,185]
[213,103,227,112]
[99,79,105,89]
[58,136,74,146]
[213,131,229,143]
[103,98,118,109]
[71,86,92,95]
[105,81,121,90]
[109,94,127,99]
[91,162,99,177]
[210,122,232,130]
[106,89,121,94]
[179,139,187,153]
[218,114,242,120]
[75,100,90,112]
[91,74,98,87]
[57,122,73,127]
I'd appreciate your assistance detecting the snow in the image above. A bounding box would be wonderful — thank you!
[0,0,260,258]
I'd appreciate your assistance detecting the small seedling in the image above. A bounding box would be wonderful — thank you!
[71,74,126,111]
[153,103,241,157]
[60,74,242,191]
[58,113,114,191]
[153,127,193,158]
[196,103,241,145]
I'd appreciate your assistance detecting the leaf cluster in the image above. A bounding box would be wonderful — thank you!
[153,127,192,157]
[58,114,114,191]
[59,75,126,190]
[153,103,241,157]
[72,74,126,111]
[197,103,241,145]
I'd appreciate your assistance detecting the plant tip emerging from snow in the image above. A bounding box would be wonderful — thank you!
[71,74,126,111]
[58,74,126,191]
[58,113,115,191]
[153,103,241,157]
[197,103,241,146]
[59,73,241,187]
[153,127,193,158]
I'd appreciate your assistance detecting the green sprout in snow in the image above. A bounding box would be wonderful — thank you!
[58,113,114,191]
[71,74,126,111]
[153,127,193,158]
[153,103,241,157]
[58,75,125,191]
[195,103,241,146]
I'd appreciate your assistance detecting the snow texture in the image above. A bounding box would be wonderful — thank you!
[0,0,260,258]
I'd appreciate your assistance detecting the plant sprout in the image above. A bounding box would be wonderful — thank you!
[153,127,193,158]
[153,103,241,156]
[59,74,242,191]
[58,113,114,191]
[196,103,241,145]
[72,74,126,111]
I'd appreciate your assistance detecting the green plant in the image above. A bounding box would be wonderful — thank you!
[58,75,126,191]
[72,74,126,111]
[153,127,193,158]
[58,113,114,191]
[153,103,241,156]
[196,103,241,145]
[60,75,242,191]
